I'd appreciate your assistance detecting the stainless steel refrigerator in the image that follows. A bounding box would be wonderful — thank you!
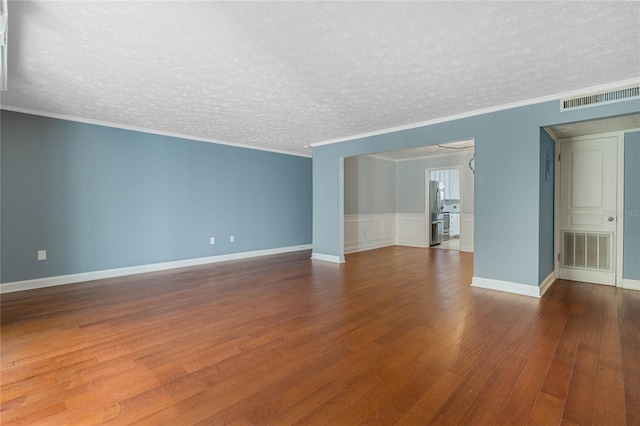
[429,180,444,246]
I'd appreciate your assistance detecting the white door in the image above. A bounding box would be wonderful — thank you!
[558,135,618,285]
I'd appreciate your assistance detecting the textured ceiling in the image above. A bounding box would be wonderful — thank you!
[1,1,639,156]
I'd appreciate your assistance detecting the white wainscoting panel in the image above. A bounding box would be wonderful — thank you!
[344,214,396,254]
[395,214,428,248]
[460,214,475,252]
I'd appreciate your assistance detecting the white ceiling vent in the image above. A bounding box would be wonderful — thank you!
[561,85,639,111]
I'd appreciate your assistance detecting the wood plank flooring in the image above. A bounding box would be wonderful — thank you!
[1,246,638,425]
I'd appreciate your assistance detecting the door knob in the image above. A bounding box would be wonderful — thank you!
[608,216,615,222]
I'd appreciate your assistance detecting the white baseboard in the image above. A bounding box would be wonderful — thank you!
[460,241,474,252]
[0,244,312,294]
[539,272,556,297]
[344,240,395,253]
[622,278,640,291]
[310,252,345,263]
[471,276,544,298]
[395,238,428,248]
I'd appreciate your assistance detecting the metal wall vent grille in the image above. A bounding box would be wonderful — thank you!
[562,231,612,271]
[561,85,639,110]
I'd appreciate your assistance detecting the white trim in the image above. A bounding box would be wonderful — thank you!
[309,78,640,148]
[471,276,543,298]
[545,126,560,142]
[0,105,311,158]
[310,252,344,263]
[539,272,556,297]
[339,157,346,262]
[622,279,640,291]
[553,133,562,284]
[425,171,432,246]
[344,240,395,253]
[616,132,625,287]
[0,244,312,294]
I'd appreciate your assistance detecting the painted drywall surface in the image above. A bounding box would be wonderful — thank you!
[1,111,312,283]
[312,98,639,287]
[344,155,395,214]
[538,129,555,283]
[624,131,640,280]
[395,152,474,214]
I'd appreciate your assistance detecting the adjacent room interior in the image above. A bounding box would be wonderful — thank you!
[1,1,639,424]
[343,140,475,254]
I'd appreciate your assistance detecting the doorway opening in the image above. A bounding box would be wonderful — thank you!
[546,113,640,289]
[427,167,463,250]
[343,139,475,255]
[554,132,624,286]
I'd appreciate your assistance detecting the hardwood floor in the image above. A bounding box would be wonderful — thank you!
[1,246,638,425]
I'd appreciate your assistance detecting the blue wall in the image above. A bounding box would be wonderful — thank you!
[539,129,555,283]
[312,99,639,286]
[1,111,312,283]
[624,131,640,280]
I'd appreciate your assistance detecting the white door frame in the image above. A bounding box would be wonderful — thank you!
[554,131,625,287]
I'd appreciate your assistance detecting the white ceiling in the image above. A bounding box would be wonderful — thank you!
[1,1,638,157]
[547,114,640,139]
[369,139,475,162]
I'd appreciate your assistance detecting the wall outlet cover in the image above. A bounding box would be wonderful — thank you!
[209,237,215,245]
[230,236,235,243]
[37,250,47,260]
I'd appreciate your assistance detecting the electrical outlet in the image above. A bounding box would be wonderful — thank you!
[37,250,46,261]
[209,237,215,245]
[230,235,235,243]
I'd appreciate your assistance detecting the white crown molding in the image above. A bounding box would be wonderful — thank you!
[0,105,311,158]
[0,244,312,294]
[309,77,640,149]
